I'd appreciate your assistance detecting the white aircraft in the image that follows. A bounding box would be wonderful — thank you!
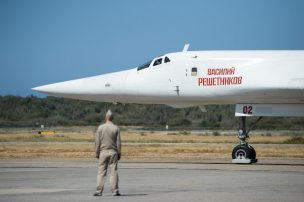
[33,44,304,163]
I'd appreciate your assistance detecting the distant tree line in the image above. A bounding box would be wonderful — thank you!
[0,95,304,130]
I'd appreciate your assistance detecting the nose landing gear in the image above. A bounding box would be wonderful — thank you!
[232,116,262,164]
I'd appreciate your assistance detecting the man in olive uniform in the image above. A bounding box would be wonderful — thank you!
[94,110,121,197]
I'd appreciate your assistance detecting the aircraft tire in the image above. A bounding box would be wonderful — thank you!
[232,145,251,159]
[248,145,256,160]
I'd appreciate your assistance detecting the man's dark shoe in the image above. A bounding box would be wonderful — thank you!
[113,192,121,196]
[93,192,102,196]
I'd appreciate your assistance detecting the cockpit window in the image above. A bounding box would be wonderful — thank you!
[137,56,169,71]
[153,58,162,66]
[137,60,152,71]
[164,56,170,63]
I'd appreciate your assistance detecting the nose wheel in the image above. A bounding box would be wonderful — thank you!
[232,144,256,162]
[232,116,261,164]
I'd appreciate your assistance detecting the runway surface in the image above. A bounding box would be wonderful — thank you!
[0,159,303,202]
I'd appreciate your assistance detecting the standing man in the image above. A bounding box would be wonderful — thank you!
[94,110,121,197]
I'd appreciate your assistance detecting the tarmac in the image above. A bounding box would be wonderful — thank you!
[0,159,303,202]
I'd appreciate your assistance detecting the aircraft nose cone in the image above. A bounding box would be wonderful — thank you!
[31,86,44,93]
[32,79,85,95]
[32,69,131,102]
[32,84,66,94]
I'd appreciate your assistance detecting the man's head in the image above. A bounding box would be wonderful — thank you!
[105,110,114,122]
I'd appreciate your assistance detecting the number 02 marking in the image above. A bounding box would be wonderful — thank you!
[243,106,253,114]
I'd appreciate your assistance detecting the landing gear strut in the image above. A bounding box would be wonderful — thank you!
[232,116,262,164]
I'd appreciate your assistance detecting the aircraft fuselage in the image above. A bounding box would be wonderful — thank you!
[33,50,304,108]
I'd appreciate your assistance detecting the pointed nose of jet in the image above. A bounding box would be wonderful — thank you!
[32,70,131,102]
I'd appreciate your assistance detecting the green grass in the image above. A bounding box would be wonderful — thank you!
[283,136,304,144]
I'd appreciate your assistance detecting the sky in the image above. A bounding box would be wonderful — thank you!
[0,0,304,96]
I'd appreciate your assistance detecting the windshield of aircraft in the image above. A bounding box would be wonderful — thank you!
[137,60,152,71]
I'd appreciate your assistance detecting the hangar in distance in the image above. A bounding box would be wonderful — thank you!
[33,44,304,163]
